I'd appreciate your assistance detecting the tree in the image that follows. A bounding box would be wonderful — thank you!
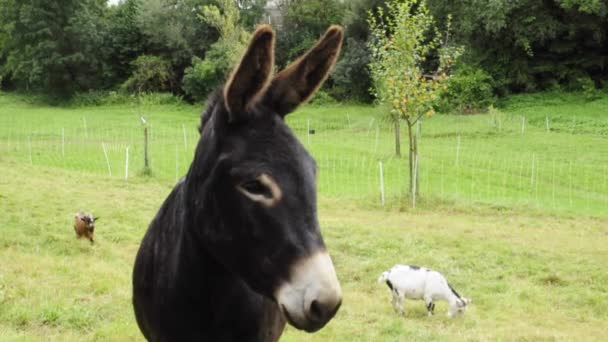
[182,0,251,101]
[275,0,345,68]
[427,0,608,92]
[106,0,146,85]
[0,0,111,96]
[136,0,219,93]
[368,0,462,198]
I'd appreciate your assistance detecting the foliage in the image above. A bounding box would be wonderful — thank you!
[0,0,111,97]
[106,0,145,85]
[332,39,373,103]
[236,0,269,28]
[182,0,251,101]
[427,0,608,93]
[369,0,462,124]
[437,65,496,114]
[276,0,345,68]
[136,0,218,92]
[120,55,174,93]
[368,0,463,197]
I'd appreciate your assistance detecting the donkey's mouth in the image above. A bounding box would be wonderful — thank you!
[275,251,342,333]
[280,304,326,333]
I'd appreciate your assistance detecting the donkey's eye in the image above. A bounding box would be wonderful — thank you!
[240,180,270,196]
[236,174,282,207]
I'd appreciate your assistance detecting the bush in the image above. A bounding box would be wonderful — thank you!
[182,39,247,102]
[573,76,601,101]
[309,90,337,106]
[331,38,373,103]
[182,55,227,103]
[120,56,174,94]
[439,66,496,114]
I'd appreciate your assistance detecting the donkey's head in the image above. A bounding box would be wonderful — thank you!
[186,25,344,332]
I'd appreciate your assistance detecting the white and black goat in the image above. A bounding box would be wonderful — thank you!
[378,265,471,318]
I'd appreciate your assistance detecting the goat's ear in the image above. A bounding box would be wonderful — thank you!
[265,25,343,116]
[223,25,275,122]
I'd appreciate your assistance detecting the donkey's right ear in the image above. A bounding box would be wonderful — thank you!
[223,25,275,122]
[264,25,343,116]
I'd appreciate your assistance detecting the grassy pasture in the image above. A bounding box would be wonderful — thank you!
[0,91,607,340]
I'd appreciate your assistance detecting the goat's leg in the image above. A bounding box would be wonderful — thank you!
[424,296,435,316]
[397,294,406,316]
[390,292,399,314]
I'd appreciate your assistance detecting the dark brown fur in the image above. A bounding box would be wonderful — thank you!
[74,212,96,244]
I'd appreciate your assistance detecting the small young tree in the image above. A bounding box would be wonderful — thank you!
[368,0,462,197]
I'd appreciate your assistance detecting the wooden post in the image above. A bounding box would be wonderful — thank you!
[521,116,526,134]
[141,117,149,172]
[545,115,550,132]
[61,128,65,157]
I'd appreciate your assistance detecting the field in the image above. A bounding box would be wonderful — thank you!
[1,91,607,340]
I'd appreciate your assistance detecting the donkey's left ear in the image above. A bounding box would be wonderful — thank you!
[223,25,275,122]
[265,25,344,116]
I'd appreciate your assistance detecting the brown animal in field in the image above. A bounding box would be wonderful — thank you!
[74,212,98,244]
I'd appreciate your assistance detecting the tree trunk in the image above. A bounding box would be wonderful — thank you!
[394,120,401,157]
[407,119,413,194]
[406,119,420,199]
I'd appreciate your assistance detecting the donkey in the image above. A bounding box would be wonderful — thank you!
[132,25,344,341]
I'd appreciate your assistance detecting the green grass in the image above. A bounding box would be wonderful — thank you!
[1,91,607,340]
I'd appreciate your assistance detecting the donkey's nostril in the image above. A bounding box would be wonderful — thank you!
[307,297,341,324]
[308,300,323,322]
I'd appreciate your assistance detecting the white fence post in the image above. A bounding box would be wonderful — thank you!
[102,142,112,177]
[412,154,419,208]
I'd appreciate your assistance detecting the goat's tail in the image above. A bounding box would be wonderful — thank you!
[377,271,389,284]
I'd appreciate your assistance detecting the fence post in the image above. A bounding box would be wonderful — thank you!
[61,128,65,157]
[141,116,150,172]
[125,146,130,180]
[102,142,112,177]
[521,116,526,134]
[545,115,550,132]
[412,154,419,208]
[379,161,385,206]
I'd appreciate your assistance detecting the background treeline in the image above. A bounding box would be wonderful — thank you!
[0,0,606,104]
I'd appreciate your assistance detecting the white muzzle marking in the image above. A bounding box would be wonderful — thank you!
[275,251,342,332]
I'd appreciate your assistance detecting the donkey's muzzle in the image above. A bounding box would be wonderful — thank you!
[276,251,342,332]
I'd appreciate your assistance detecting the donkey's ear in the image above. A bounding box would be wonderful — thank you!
[265,25,344,116]
[223,25,275,122]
